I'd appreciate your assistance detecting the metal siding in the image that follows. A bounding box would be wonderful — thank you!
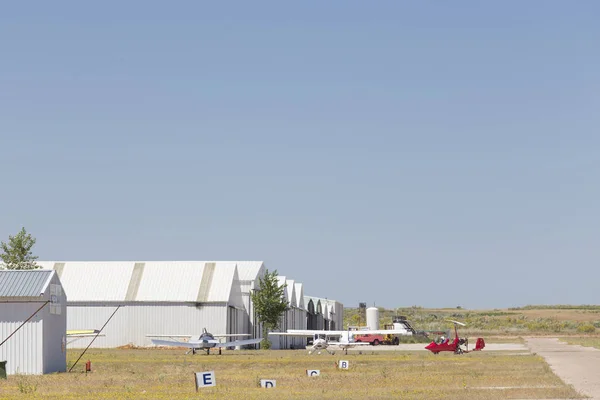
[239,282,252,336]
[42,273,67,374]
[136,261,206,302]
[65,303,230,348]
[271,306,307,350]
[0,270,53,297]
[294,307,306,348]
[289,307,304,348]
[334,301,344,330]
[0,303,44,374]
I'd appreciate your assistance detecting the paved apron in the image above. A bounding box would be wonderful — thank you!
[527,337,600,400]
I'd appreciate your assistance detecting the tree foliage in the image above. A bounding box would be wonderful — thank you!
[251,269,288,348]
[0,227,40,270]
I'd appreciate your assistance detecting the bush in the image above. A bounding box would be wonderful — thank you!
[577,323,596,334]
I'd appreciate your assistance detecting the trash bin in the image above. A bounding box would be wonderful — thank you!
[0,361,7,379]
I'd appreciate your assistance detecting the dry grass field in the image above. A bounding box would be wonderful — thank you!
[517,308,600,322]
[560,337,600,349]
[0,345,582,400]
[346,305,600,336]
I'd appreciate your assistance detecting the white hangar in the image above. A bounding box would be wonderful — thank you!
[0,270,67,375]
[37,261,246,348]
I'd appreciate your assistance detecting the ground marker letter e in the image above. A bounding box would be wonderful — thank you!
[194,371,216,391]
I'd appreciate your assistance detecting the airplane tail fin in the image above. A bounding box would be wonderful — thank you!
[474,338,485,351]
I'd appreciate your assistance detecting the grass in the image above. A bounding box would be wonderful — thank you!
[0,347,583,399]
[559,337,600,349]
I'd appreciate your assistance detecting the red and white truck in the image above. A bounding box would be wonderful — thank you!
[353,316,421,345]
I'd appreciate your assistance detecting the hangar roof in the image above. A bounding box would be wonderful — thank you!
[224,261,264,281]
[36,261,245,307]
[304,296,342,318]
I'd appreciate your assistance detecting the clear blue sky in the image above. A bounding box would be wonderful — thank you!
[1,1,599,309]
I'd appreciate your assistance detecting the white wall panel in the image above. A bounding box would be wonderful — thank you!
[0,304,44,375]
[65,303,230,348]
[42,273,67,374]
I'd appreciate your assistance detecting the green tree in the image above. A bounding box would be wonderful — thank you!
[251,269,288,349]
[0,227,40,270]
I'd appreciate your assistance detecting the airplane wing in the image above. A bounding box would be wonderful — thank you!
[268,332,317,337]
[146,334,192,338]
[280,329,413,336]
[329,341,370,346]
[67,330,100,336]
[146,334,250,339]
[212,333,251,338]
[151,339,200,348]
[348,329,414,336]
[67,333,105,338]
[66,333,105,345]
[286,329,345,336]
[214,338,262,348]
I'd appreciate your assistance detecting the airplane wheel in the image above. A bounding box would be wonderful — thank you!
[393,337,400,346]
[318,351,321,355]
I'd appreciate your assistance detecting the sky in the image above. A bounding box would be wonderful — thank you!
[1,1,599,309]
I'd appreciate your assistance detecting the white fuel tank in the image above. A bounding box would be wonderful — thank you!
[366,307,379,330]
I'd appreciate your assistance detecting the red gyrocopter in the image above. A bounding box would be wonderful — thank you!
[425,320,485,354]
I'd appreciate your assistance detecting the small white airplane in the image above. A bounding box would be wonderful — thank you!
[269,328,410,355]
[282,331,370,354]
[147,328,262,355]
